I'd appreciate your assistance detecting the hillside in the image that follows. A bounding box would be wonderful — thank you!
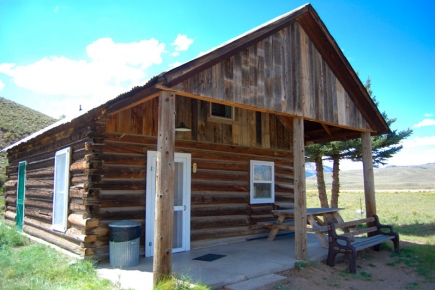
[0,97,56,187]
[306,163,435,191]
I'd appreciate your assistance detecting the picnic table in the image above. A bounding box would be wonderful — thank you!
[259,207,345,248]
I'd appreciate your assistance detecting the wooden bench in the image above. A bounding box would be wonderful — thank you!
[326,215,399,273]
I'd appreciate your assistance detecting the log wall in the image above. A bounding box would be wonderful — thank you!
[85,100,295,258]
[4,120,106,257]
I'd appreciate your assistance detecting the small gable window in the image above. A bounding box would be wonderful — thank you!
[250,160,275,204]
[210,103,234,120]
[52,147,71,232]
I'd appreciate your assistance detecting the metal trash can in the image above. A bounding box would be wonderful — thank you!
[109,221,141,267]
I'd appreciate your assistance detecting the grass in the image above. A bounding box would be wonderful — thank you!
[154,275,210,290]
[307,190,435,283]
[0,223,114,290]
[0,221,211,289]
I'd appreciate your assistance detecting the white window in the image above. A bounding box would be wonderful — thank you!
[52,147,71,232]
[210,102,234,120]
[250,160,275,204]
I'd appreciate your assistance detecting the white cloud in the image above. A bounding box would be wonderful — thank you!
[169,62,182,68]
[331,135,435,171]
[384,136,435,166]
[424,113,433,117]
[0,79,4,90]
[171,52,180,57]
[413,118,435,128]
[171,34,194,51]
[0,37,165,101]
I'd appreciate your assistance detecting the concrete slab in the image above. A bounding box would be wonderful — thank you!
[97,233,328,290]
[224,274,288,290]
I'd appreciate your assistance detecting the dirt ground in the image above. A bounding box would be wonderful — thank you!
[272,244,435,290]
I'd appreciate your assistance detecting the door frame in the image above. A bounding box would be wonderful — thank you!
[145,151,191,257]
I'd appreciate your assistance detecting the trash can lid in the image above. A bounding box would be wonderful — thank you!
[109,221,142,242]
[109,220,141,228]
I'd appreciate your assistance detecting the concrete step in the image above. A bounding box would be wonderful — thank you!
[224,274,288,290]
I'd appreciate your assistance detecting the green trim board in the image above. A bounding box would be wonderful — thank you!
[16,161,26,230]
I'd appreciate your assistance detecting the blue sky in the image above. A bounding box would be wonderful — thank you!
[0,0,434,169]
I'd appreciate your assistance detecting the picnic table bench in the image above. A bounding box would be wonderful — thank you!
[258,207,344,248]
[326,214,399,273]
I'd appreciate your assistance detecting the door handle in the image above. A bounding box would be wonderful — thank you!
[184,205,186,211]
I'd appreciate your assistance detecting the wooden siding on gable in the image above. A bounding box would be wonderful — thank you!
[171,22,371,132]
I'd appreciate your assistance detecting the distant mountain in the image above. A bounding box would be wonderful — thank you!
[306,163,435,191]
[0,97,56,187]
[305,162,332,178]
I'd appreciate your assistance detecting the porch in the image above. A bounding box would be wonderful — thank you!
[97,232,328,290]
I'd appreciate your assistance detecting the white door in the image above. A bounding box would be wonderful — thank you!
[145,151,191,257]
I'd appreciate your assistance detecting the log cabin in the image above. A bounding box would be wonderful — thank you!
[2,4,389,264]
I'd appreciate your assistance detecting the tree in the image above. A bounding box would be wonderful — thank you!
[306,77,412,208]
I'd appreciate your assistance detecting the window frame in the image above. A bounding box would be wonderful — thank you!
[250,160,275,204]
[209,102,235,122]
[52,147,71,232]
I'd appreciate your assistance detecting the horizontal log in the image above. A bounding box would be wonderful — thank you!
[26,168,54,178]
[25,198,53,210]
[68,213,99,228]
[84,226,109,237]
[6,196,16,204]
[71,175,101,184]
[250,205,274,215]
[192,181,248,192]
[191,204,249,217]
[25,208,52,221]
[25,188,53,199]
[103,132,292,159]
[23,225,85,256]
[191,191,249,204]
[89,165,146,179]
[191,215,249,229]
[4,189,17,197]
[191,159,248,172]
[65,228,97,243]
[25,179,54,188]
[85,153,146,166]
[70,160,89,172]
[192,169,249,182]
[4,210,16,221]
[93,206,145,220]
[85,180,146,191]
[4,180,17,189]
[6,205,16,212]
[69,187,86,198]
[191,226,266,241]
[24,217,96,244]
[8,128,93,162]
[70,202,87,212]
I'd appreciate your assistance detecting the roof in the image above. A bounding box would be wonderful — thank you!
[4,3,390,153]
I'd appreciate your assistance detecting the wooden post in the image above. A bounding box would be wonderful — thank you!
[153,91,176,286]
[361,132,376,218]
[293,117,307,260]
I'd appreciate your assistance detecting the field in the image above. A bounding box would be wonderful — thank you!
[0,190,434,289]
[307,190,435,245]
[306,163,435,191]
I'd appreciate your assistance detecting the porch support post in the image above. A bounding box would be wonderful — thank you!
[153,91,176,286]
[361,132,376,218]
[293,117,307,260]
